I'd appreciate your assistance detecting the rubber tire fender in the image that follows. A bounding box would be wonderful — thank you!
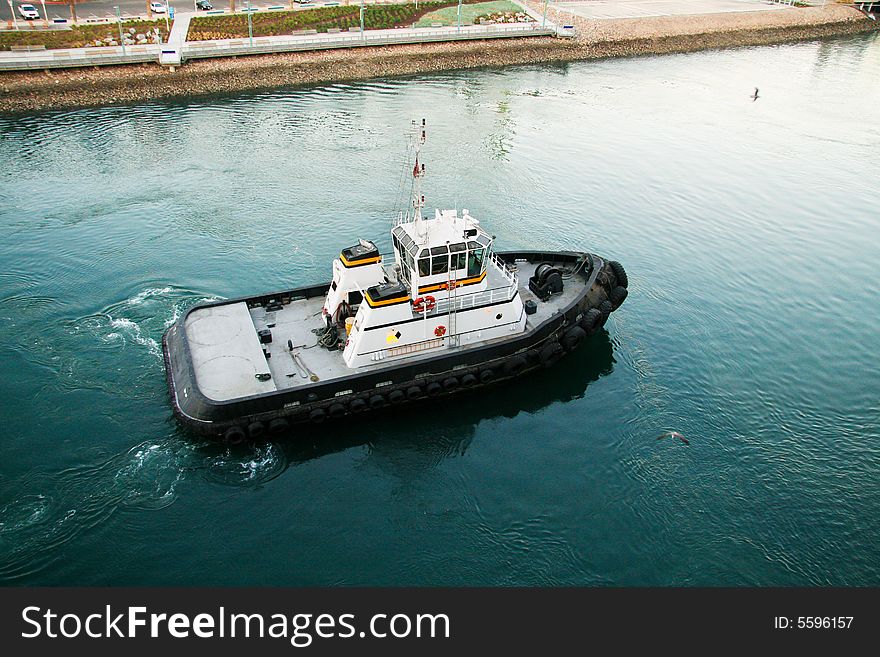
[580,308,602,336]
[609,285,628,310]
[504,355,528,377]
[609,260,628,289]
[562,325,587,352]
[328,403,346,418]
[389,389,406,404]
[406,386,424,400]
[540,340,564,368]
[526,348,542,364]
[369,394,387,409]
[443,377,459,391]
[309,408,327,424]
[350,398,368,413]
[479,369,495,384]
[426,382,443,397]
[223,425,247,446]
[247,421,265,439]
[461,373,478,387]
[268,418,289,434]
[598,300,613,319]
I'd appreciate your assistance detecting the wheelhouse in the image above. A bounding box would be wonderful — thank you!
[391,209,493,299]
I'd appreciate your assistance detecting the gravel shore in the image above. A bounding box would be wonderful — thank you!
[0,5,875,114]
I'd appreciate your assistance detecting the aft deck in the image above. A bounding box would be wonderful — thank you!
[184,256,594,401]
[184,302,277,401]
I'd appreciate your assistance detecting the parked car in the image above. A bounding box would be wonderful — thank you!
[196,0,213,9]
[17,3,40,20]
[149,1,166,13]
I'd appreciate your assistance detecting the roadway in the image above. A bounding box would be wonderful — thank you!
[0,0,392,24]
[1,0,208,23]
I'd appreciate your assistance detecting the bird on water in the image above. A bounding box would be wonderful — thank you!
[657,431,689,445]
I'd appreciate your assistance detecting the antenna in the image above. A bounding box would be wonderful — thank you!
[413,118,427,240]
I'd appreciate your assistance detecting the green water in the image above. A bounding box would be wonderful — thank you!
[1,34,879,585]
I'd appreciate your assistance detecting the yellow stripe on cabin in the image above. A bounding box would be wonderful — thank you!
[418,270,487,294]
[340,254,382,268]
[365,294,411,309]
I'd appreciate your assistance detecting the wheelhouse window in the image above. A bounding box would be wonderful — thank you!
[449,242,466,272]
[467,248,485,277]
[430,245,449,276]
[418,248,431,277]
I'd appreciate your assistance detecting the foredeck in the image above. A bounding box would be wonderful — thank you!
[185,256,594,401]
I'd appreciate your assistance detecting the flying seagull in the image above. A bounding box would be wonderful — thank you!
[751,87,759,102]
[657,431,689,446]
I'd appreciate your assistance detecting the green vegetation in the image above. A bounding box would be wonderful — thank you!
[414,1,524,27]
[187,1,487,41]
[0,21,170,51]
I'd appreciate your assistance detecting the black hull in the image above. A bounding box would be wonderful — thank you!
[162,251,628,441]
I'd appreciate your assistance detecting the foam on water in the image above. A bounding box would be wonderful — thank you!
[197,442,289,487]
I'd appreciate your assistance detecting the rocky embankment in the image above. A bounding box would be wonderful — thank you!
[0,5,876,113]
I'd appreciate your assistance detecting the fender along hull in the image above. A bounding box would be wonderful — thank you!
[162,251,628,441]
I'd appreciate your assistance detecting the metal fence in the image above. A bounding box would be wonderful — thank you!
[180,23,556,61]
[0,22,555,71]
[0,44,161,70]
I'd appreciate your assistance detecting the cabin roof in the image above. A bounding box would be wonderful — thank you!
[393,209,492,257]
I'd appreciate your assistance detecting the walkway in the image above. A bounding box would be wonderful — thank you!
[168,10,192,47]
[160,9,192,66]
[550,0,791,21]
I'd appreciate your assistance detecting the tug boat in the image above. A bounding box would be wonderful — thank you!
[162,122,629,442]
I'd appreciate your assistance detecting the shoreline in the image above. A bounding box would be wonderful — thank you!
[1,6,876,114]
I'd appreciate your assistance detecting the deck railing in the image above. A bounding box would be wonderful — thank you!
[428,260,518,317]
[489,251,518,288]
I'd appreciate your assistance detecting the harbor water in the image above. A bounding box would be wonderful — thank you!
[0,32,878,585]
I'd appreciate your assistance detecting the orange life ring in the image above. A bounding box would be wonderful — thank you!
[412,295,436,313]
[435,325,447,337]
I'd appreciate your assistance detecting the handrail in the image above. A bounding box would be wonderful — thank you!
[429,283,515,316]
[407,251,518,317]
[489,250,518,287]
[1,22,552,71]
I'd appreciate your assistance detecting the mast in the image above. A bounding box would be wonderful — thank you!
[412,119,427,239]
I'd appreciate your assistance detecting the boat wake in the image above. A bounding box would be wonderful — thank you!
[0,437,289,583]
[82,285,221,361]
[194,442,288,487]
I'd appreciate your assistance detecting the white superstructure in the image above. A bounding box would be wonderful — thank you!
[319,121,526,369]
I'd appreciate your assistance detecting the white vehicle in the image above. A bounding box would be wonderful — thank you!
[18,3,40,20]
[150,2,167,13]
